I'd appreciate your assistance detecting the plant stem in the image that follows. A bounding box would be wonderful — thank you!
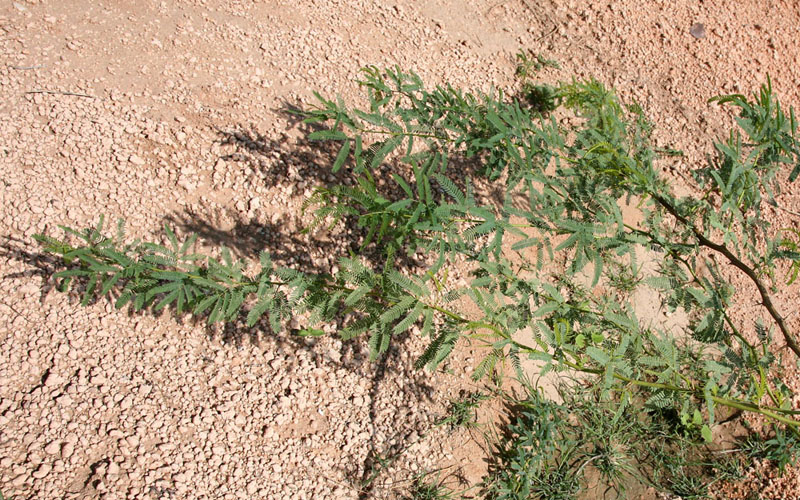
[653,193,800,358]
[428,296,800,426]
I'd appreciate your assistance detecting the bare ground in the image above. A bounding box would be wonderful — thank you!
[2,0,800,498]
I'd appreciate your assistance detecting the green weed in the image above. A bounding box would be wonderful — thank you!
[515,50,560,80]
[739,426,800,473]
[437,391,489,431]
[405,472,458,500]
[33,63,800,498]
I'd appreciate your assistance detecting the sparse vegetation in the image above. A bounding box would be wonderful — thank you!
[405,471,462,500]
[34,64,800,496]
[437,390,488,431]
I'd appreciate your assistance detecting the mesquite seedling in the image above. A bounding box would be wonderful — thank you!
[35,67,800,440]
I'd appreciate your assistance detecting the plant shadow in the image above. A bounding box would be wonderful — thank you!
[6,103,453,499]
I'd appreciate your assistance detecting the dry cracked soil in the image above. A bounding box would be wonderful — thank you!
[2,0,800,499]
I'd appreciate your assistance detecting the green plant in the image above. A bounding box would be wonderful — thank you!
[522,83,559,115]
[405,471,460,500]
[514,50,560,115]
[34,66,800,461]
[484,381,746,498]
[605,257,643,294]
[739,425,800,473]
[778,227,800,284]
[437,390,489,431]
[515,50,560,80]
[484,389,582,499]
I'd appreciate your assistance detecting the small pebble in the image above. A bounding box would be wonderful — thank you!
[690,23,706,39]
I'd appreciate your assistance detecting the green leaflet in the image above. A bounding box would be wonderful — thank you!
[585,346,610,365]
[332,140,351,173]
[533,302,559,317]
[353,108,401,131]
[433,173,465,205]
[368,327,391,360]
[247,298,272,326]
[393,301,424,335]
[344,284,372,306]
[511,237,540,252]
[416,325,460,370]
[154,288,180,312]
[32,69,800,446]
[701,424,713,443]
[308,129,348,141]
[369,136,403,169]
[388,270,427,297]
[379,295,416,325]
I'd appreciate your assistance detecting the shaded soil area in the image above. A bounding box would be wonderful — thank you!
[2,0,799,498]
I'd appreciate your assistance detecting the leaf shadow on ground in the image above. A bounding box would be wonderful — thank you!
[162,111,516,496]
[176,116,446,498]
[5,109,454,498]
[172,120,425,271]
[1,235,62,302]
[3,230,441,498]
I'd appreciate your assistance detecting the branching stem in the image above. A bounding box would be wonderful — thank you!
[653,194,800,358]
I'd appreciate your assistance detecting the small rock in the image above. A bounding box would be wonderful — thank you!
[45,441,61,455]
[56,393,73,406]
[129,154,145,166]
[107,461,120,475]
[44,373,63,387]
[178,178,196,191]
[32,463,51,479]
[690,23,706,39]
[119,396,133,410]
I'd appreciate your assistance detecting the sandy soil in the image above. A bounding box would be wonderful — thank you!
[2,0,800,498]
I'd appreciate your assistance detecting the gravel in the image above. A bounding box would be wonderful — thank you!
[2,0,800,498]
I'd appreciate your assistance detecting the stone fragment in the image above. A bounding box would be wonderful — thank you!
[32,463,51,479]
[45,441,61,455]
[129,154,145,165]
[690,23,706,39]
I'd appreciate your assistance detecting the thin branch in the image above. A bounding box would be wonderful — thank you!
[27,90,96,99]
[653,193,800,358]
[532,24,558,43]
[10,64,45,70]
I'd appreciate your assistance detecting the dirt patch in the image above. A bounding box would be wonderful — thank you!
[2,0,800,498]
